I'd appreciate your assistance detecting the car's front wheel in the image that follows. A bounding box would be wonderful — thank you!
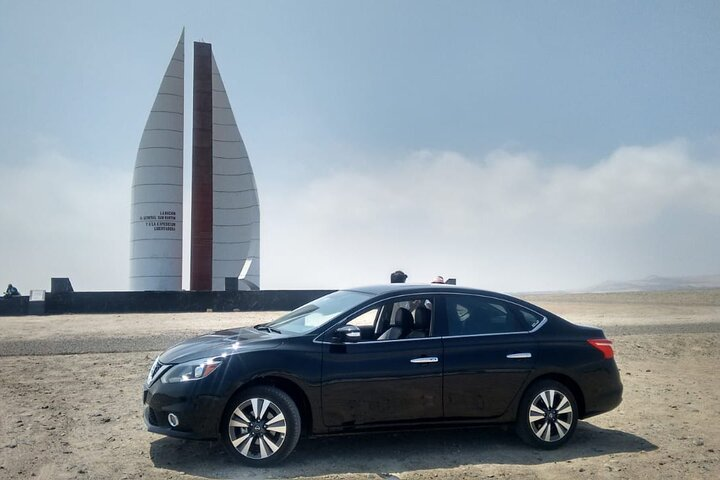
[220,386,301,466]
[516,380,578,449]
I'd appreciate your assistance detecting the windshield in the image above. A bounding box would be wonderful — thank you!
[265,290,374,334]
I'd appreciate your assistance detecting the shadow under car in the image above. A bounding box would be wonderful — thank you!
[149,421,657,478]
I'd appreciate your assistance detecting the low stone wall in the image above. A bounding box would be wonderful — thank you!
[0,290,335,316]
[0,296,29,316]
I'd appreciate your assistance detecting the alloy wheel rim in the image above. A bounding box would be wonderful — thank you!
[528,389,573,443]
[228,397,287,459]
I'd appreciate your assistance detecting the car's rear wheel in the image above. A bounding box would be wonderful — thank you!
[220,386,301,466]
[516,380,578,449]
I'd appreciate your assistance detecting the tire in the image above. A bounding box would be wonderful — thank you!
[515,380,578,449]
[220,386,301,467]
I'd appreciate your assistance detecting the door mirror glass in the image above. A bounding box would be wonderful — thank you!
[334,325,361,343]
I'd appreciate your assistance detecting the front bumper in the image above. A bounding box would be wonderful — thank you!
[143,382,226,440]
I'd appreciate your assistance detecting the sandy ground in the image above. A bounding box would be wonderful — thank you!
[0,290,719,479]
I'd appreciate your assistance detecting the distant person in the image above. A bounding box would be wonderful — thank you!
[4,284,20,297]
[390,270,408,283]
[431,276,445,284]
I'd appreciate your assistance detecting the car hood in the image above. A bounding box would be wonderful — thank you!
[158,327,282,364]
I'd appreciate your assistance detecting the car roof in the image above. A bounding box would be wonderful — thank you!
[345,283,504,297]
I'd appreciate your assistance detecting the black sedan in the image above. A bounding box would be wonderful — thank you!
[143,284,622,466]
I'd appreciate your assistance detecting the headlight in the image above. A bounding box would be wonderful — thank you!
[161,357,223,384]
[147,356,160,384]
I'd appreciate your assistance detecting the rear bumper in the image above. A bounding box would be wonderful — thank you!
[579,360,623,418]
[583,382,623,418]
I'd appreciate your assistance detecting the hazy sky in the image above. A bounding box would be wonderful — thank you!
[1,1,719,292]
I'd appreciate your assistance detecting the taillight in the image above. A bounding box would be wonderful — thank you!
[588,338,614,359]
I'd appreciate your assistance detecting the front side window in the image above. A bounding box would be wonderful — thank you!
[379,296,435,340]
[347,307,379,327]
[445,295,525,336]
[267,290,373,334]
[340,296,435,341]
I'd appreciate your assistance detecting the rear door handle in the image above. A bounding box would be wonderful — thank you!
[506,352,532,359]
[410,356,439,364]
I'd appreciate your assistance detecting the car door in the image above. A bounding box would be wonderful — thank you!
[439,294,540,419]
[320,297,443,427]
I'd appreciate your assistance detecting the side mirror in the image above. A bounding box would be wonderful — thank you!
[334,325,361,343]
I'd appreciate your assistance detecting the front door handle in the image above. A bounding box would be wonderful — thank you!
[410,356,439,364]
[506,352,532,359]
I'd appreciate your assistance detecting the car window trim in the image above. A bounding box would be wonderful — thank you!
[313,316,547,344]
[313,292,548,344]
[439,317,547,340]
[314,335,442,345]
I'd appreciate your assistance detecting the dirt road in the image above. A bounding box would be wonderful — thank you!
[1,290,718,479]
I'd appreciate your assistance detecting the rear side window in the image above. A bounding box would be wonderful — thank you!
[516,307,543,330]
[445,295,525,336]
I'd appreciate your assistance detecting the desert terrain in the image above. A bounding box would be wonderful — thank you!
[0,289,718,479]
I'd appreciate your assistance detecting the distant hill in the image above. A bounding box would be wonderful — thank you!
[584,274,720,293]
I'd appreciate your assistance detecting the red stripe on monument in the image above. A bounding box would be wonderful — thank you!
[190,42,213,291]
